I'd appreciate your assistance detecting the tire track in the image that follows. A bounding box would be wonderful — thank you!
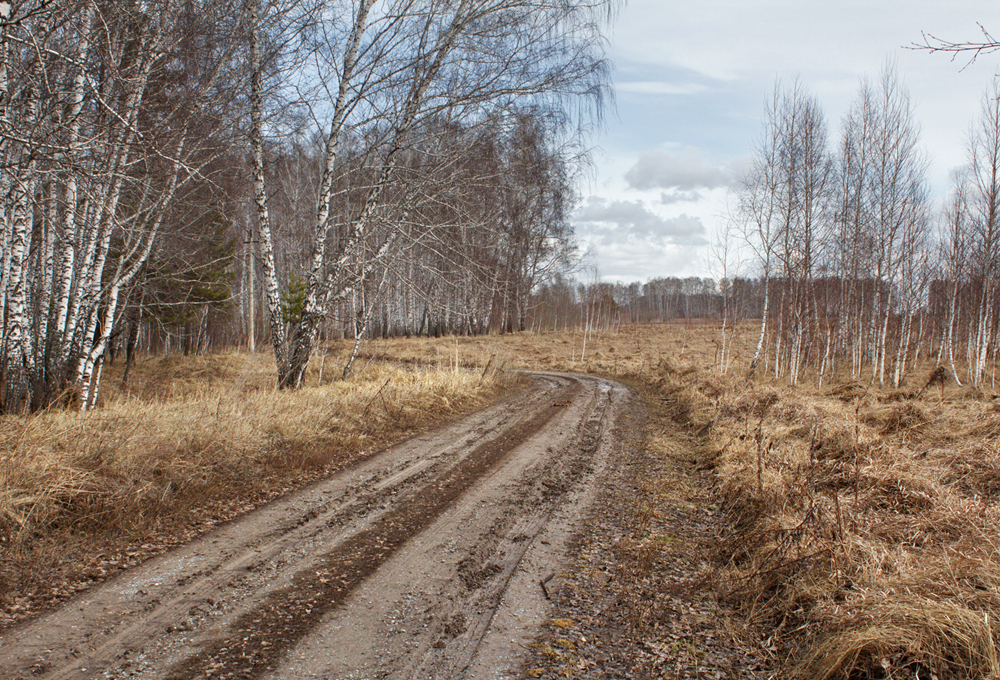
[0,373,632,680]
[163,379,581,680]
[270,373,625,680]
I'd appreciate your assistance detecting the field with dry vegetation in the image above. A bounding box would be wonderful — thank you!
[367,323,1000,679]
[4,323,1000,679]
[0,349,512,628]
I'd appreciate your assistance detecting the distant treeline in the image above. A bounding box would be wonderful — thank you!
[68,258,1000,394]
[532,273,1000,391]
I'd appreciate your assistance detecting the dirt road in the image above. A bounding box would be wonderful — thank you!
[0,373,633,680]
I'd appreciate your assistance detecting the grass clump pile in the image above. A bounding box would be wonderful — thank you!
[0,349,513,627]
[642,347,1000,679]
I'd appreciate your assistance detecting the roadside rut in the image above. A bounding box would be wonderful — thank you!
[0,373,632,680]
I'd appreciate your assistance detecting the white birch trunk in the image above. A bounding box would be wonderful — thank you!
[247,0,287,371]
[947,282,962,386]
[3,175,36,410]
[748,278,769,379]
[51,1,94,367]
[892,310,911,388]
[974,286,995,388]
[37,182,58,359]
[877,299,891,386]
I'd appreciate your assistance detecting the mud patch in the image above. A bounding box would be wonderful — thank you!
[458,558,504,591]
[164,382,580,680]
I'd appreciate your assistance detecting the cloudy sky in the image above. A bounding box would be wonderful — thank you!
[577,1,1000,282]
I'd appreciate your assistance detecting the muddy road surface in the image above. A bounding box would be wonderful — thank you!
[0,373,633,680]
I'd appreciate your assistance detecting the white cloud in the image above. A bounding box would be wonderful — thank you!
[660,190,702,205]
[575,197,708,247]
[616,81,708,96]
[582,240,701,281]
[624,147,739,192]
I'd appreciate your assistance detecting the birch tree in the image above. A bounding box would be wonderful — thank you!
[965,79,1000,386]
[738,80,832,382]
[939,173,970,385]
[866,65,927,385]
[830,64,928,386]
[0,0,245,413]
[739,84,785,379]
[247,0,615,388]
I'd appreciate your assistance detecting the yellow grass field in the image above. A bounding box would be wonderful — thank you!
[4,322,1000,679]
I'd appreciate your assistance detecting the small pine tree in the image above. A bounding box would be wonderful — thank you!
[281,273,307,324]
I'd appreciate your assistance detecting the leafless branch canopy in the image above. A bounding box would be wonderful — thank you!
[912,22,1000,68]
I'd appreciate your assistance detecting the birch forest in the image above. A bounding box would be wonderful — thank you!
[5,0,1000,416]
[0,0,616,412]
[727,65,1000,391]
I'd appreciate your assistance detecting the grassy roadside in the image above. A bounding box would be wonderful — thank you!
[6,324,999,679]
[0,350,515,629]
[372,325,1000,679]
[697,359,1000,679]
[520,361,769,679]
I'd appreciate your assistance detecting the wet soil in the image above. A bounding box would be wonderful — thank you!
[520,384,772,680]
[0,373,630,680]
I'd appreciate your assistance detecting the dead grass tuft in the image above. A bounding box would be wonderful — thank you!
[827,381,870,404]
[803,596,1000,680]
[867,402,928,436]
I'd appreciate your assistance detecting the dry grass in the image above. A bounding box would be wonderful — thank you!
[8,322,1000,678]
[371,323,1000,679]
[674,359,1000,679]
[357,321,714,376]
[0,347,513,626]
